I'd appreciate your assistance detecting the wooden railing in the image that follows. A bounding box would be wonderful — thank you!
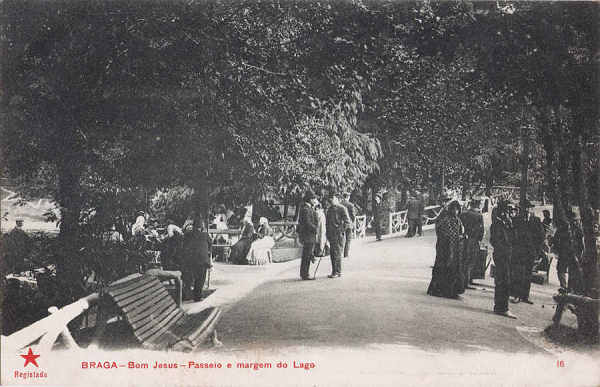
[354,215,367,239]
[388,205,445,236]
[2,293,99,354]
[270,221,298,244]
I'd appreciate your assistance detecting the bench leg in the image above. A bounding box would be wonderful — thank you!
[552,303,565,328]
[211,330,223,348]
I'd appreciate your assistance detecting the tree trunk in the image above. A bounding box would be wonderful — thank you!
[281,187,289,221]
[554,114,571,224]
[573,132,599,343]
[56,161,85,302]
[362,185,369,215]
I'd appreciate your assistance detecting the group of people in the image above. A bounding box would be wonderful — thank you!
[491,202,586,319]
[405,193,426,238]
[228,215,275,265]
[489,200,548,318]
[427,198,566,320]
[131,211,211,302]
[296,190,356,280]
[427,200,486,300]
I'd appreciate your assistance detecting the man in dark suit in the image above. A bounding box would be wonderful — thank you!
[491,201,517,319]
[297,190,319,280]
[406,194,423,238]
[511,201,545,304]
[460,200,485,289]
[326,191,352,278]
[341,193,356,258]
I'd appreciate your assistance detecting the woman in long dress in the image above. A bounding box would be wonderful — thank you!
[313,201,328,257]
[229,217,255,265]
[427,200,465,298]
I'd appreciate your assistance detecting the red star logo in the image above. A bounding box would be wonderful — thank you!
[20,348,40,367]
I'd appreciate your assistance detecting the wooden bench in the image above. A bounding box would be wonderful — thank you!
[552,289,600,328]
[209,229,242,263]
[101,274,222,351]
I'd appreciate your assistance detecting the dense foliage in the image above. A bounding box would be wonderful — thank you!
[1,0,598,341]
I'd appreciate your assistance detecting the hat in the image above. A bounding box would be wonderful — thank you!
[259,217,268,225]
[447,200,462,212]
[568,210,580,220]
[304,190,316,201]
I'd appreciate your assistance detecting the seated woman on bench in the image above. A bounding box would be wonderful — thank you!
[229,215,255,265]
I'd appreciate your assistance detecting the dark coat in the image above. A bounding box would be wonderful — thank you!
[297,202,319,244]
[460,209,484,241]
[407,198,423,220]
[490,217,513,257]
[326,203,351,240]
[512,215,544,263]
[182,230,212,268]
[427,214,465,298]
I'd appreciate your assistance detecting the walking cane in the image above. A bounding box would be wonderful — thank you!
[313,255,323,278]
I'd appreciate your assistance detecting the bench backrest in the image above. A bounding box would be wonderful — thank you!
[105,275,185,346]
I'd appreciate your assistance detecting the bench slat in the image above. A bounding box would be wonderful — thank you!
[118,287,170,315]
[138,307,184,343]
[112,280,165,305]
[169,307,220,344]
[132,303,180,335]
[109,275,155,296]
[128,296,176,325]
[187,308,222,346]
[103,274,220,351]
[115,284,168,312]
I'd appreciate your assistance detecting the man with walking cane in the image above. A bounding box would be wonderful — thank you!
[326,191,352,278]
[298,190,319,280]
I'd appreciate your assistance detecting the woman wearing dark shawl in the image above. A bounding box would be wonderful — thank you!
[229,217,255,264]
[427,200,465,298]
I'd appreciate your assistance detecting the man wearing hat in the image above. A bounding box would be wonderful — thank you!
[326,191,352,278]
[1,218,31,275]
[406,192,424,238]
[553,210,584,293]
[297,190,319,280]
[510,200,545,304]
[460,199,485,289]
[490,200,517,318]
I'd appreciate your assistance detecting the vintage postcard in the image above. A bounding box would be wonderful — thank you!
[1,1,599,386]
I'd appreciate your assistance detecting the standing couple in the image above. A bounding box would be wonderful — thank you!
[297,190,353,280]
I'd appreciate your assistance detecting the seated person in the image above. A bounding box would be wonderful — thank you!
[227,207,248,229]
[229,217,255,265]
[247,218,275,265]
[257,217,273,238]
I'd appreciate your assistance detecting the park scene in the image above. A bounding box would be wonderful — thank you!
[1,1,599,386]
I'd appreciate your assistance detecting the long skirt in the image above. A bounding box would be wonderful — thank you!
[229,237,253,265]
[427,241,465,298]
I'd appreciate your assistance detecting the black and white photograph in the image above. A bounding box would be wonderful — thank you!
[1,1,599,386]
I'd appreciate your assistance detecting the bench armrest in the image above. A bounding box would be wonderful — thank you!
[145,269,182,306]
